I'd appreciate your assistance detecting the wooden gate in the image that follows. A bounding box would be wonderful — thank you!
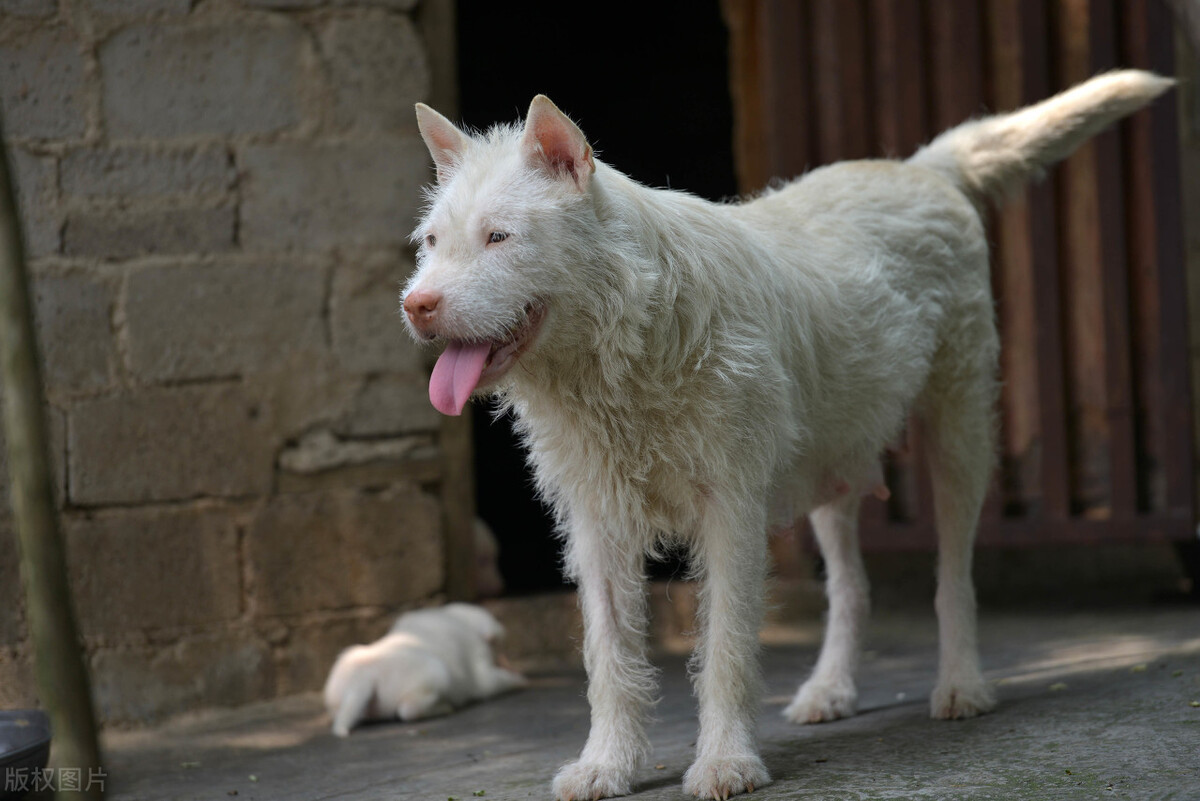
[724,0,1195,548]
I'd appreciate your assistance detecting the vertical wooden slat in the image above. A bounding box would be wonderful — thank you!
[1091,0,1139,521]
[811,0,872,162]
[759,0,813,182]
[987,0,1043,518]
[1024,0,1072,521]
[1148,2,1194,517]
[927,0,985,130]
[843,0,874,160]
[871,0,929,157]
[1120,0,1164,511]
[1055,0,1113,517]
[722,0,769,192]
[811,0,841,163]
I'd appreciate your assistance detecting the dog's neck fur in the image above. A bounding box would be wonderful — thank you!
[497,161,808,537]
[515,165,729,391]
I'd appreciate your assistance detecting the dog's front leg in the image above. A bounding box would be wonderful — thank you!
[683,500,772,799]
[553,518,655,801]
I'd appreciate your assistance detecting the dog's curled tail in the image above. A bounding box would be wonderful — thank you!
[908,69,1174,203]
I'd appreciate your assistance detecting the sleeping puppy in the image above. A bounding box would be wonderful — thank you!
[323,603,525,736]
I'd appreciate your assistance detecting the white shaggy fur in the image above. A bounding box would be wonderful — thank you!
[322,604,524,737]
[402,71,1172,799]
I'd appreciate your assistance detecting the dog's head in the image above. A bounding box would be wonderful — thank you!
[404,96,598,416]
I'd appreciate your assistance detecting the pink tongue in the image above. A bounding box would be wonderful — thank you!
[429,342,492,416]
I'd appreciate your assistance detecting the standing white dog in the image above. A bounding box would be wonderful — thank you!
[402,71,1172,799]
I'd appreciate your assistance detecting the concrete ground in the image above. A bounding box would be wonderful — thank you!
[100,601,1200,801]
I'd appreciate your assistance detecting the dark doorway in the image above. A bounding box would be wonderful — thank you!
[457,2,738,594]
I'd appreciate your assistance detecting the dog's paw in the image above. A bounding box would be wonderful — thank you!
[930,678,996,720]
[683,755,770,800]
[782,677,857,724]
[552,760,632,801]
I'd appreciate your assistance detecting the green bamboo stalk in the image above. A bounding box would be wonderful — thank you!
[0,119,104,797]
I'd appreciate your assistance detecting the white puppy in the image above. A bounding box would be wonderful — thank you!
[402,71,1172,799]
[323,603,524,737]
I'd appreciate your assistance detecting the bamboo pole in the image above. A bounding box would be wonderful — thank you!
[0,119,104,797]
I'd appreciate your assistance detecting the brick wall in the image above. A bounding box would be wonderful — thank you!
[0,0,460,725]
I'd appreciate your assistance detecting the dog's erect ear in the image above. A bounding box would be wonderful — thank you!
[415,103,470,183]
[521,95,595,191]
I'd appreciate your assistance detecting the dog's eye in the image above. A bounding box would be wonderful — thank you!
[425,234,437,249]
[488,231,508,245]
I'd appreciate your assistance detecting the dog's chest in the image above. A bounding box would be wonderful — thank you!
[519,398,711,535]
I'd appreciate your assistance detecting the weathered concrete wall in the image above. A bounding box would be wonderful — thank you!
[0,0,459,725]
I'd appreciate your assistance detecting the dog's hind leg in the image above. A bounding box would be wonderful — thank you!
[682,498,772,799]
[919,351,998,720]
[783,492,867,724]
[330,680,374,737]
[398,686,455,721]
[553,516,655,801]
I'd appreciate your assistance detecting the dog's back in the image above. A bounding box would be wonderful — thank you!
[729,159,992,499]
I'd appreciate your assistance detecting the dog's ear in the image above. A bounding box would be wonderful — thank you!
[415,103,470,183]
[521,95,595,191]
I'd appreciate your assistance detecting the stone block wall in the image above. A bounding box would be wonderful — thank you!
[0,0,462,725]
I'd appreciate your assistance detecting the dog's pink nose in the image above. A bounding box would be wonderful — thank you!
[404,289,443,335]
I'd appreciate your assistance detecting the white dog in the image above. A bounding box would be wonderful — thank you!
[322,604,524,737]
[402,71,1171,799]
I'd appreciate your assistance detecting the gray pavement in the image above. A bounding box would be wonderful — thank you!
[103,604,1200,800]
